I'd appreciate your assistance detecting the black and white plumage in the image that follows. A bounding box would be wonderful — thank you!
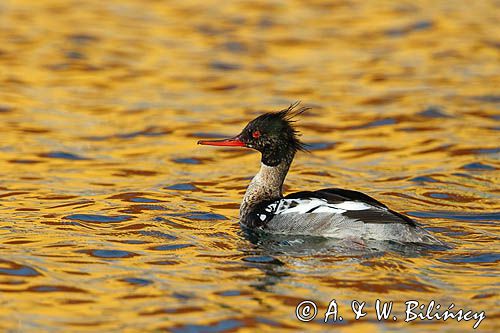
[198,103,443,245]
[245,189,439,244]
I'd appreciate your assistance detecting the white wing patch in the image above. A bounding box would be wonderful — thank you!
[267,198,372,216]
[330,201,373,211]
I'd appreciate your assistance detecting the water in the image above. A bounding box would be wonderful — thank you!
[0,0,499,332]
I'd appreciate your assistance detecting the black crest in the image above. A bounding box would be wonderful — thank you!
[239,102,309,166]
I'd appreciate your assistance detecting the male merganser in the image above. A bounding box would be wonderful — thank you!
[198,103,442,245]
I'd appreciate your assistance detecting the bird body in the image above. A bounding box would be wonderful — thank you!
[198,103,442,245]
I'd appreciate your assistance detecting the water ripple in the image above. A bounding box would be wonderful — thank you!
[65,214,133,223]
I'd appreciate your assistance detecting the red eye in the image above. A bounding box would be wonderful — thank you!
[252,130,261,139]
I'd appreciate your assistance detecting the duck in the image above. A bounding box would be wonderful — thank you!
[198,103,442,245]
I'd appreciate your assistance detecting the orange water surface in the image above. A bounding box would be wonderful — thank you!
[0,0,499,332]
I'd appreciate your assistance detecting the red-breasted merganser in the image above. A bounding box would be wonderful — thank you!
[198,103,442,245]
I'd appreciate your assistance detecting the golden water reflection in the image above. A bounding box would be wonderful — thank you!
[0,0,499,332]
